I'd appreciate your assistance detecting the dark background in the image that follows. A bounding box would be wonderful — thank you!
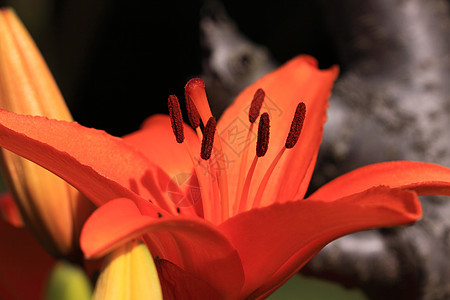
[0,0,337,136]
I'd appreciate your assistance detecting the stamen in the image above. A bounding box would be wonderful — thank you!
[237,113,270,212]
[252,103,307,208]
[200,117,216,160]
[256,112,270,157]
[168,95,184,143]
[252,148,286,208]
[249,88,265,123]
[185,93,201,129]
[285,102,306,149]
[232,125,254,213]
[233,89,266,214]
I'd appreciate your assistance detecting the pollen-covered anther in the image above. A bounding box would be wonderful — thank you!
[249,88,265,123]
[285,102,306,149]
[256,112,270,157]
[168,95,184,143]
[200,117,216,160]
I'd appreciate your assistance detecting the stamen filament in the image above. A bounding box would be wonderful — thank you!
[238,113,270,212]
[233,89,266,214]
[252,147,286,208]
[182,142,214,220]
[238,155,258,212]
[196,127,203,142]
[251,102,306,208]
[233,124,254,213]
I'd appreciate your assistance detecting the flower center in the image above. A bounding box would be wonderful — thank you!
[167,81,306,222]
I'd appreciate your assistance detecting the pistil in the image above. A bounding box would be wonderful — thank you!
[185,92,202,140]
[185,79,230,221]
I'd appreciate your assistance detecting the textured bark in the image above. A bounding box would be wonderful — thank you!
[200,1,450,299]
[305,1,450,299]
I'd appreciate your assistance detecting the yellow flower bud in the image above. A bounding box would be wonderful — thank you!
[0,8,93,256]
[93,240,163,300]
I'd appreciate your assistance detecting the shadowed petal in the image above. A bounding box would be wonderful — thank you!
[310,161,450,201]
[81,198,244,299]
[155,258,221,299]
[219,187,421,298]
[218,56,339,210]
[0,219,56,300]
[0,109,172,215]
[0,193,23,227]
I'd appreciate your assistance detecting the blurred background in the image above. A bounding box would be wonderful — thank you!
[0,0,449,299]
[0,0,338,136]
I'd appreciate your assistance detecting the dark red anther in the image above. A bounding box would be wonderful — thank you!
[185,94,201,129]
[201,117,216,160]
[249,88,265,123]
[168,95,184,143]
[256,112,270,157]
[285,102,306,149]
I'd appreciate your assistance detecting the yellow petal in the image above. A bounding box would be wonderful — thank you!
[93,240,163,300]
[0,8,93,256]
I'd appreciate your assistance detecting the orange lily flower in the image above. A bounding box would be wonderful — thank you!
[0,50,449,298]
[0,8,93,256]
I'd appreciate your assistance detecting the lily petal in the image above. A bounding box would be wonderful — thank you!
[123,114,200,179]
[0,109,172,214]
[218,56,339,209]
[155,258,221,299]
[310,161,450,201]
[81,198,244,299]
[219,186,421,298]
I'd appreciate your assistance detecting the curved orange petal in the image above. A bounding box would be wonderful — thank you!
[0,219,56,300]
[155,258,221,299]
[0,109,172,215]
[81,198,244,299]
[219,186,421,298]
[310,161,450,202]
[218,56,339,211]
[123,114,200,179]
